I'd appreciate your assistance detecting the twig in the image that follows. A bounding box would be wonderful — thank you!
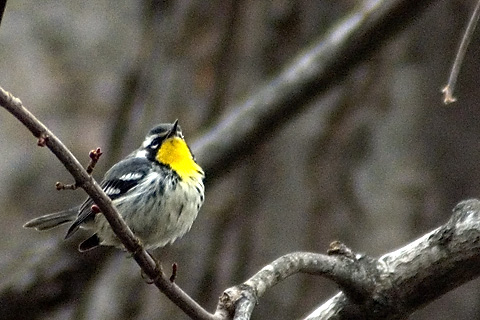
[442,0,480,104]
[37,134,48,147]
[55,147,103,190]
[0,86,218,320]
[91,204,101,214]
[87,147,103,174]
[55,181,77,190]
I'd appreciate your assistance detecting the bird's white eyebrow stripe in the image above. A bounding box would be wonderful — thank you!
[142,135,156,148]
[119,172,143,181]
[142,132,169,149]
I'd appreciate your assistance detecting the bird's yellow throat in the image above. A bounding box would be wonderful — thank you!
[156,137,203,180]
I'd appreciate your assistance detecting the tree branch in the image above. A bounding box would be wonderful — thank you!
[0,87,218,320]
[209,199,480,319]
[216,251,378,319]
[0,0,7,27]
[303,199,480,319]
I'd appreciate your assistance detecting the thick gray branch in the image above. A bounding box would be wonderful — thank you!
[213,200,480,319]
[216,252,378,319]
[304,199,480,319]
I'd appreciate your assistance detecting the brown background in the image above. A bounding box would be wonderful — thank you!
[1,0,480,319]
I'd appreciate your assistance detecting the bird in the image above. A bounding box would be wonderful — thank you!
[24,120,205,252]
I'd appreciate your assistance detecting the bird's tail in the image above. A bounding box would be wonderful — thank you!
[23,206,80,231]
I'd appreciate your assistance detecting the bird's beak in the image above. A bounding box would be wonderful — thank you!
[166,119,179,138]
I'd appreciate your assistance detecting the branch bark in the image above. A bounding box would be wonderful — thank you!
[304,199,480,319]
[216,250,377,320]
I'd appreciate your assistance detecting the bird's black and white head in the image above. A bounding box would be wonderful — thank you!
[132,120,202,180]
[135,120,183,161]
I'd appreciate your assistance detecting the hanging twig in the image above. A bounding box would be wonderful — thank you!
[442,0,480,104]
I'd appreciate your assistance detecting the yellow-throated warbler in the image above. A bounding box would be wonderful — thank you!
[24,120,205,252]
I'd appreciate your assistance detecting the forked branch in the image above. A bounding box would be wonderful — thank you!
[214,200,480,320]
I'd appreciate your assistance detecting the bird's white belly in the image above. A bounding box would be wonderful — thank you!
[94,175,204,249]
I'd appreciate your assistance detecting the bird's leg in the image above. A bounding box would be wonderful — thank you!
[140,250,164,284]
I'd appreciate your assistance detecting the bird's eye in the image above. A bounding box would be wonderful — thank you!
[149,137,162,149]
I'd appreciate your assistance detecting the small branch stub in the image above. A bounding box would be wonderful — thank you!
[55,181,77,190]
[170,262,178,282]
[91,204,101,214]
[55,148,102,190]
[87,147,103,174]
[327,241,356,259]
[37,134,49,147]
[442,85,457,105]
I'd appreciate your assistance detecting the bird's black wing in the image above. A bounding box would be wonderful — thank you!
[65,156,152,238]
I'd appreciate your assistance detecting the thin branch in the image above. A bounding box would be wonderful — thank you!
[442,0,480,104]
[0,87,218,320]
[55,148,102,190]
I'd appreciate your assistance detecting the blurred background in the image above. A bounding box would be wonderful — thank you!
[1,0,480,319]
